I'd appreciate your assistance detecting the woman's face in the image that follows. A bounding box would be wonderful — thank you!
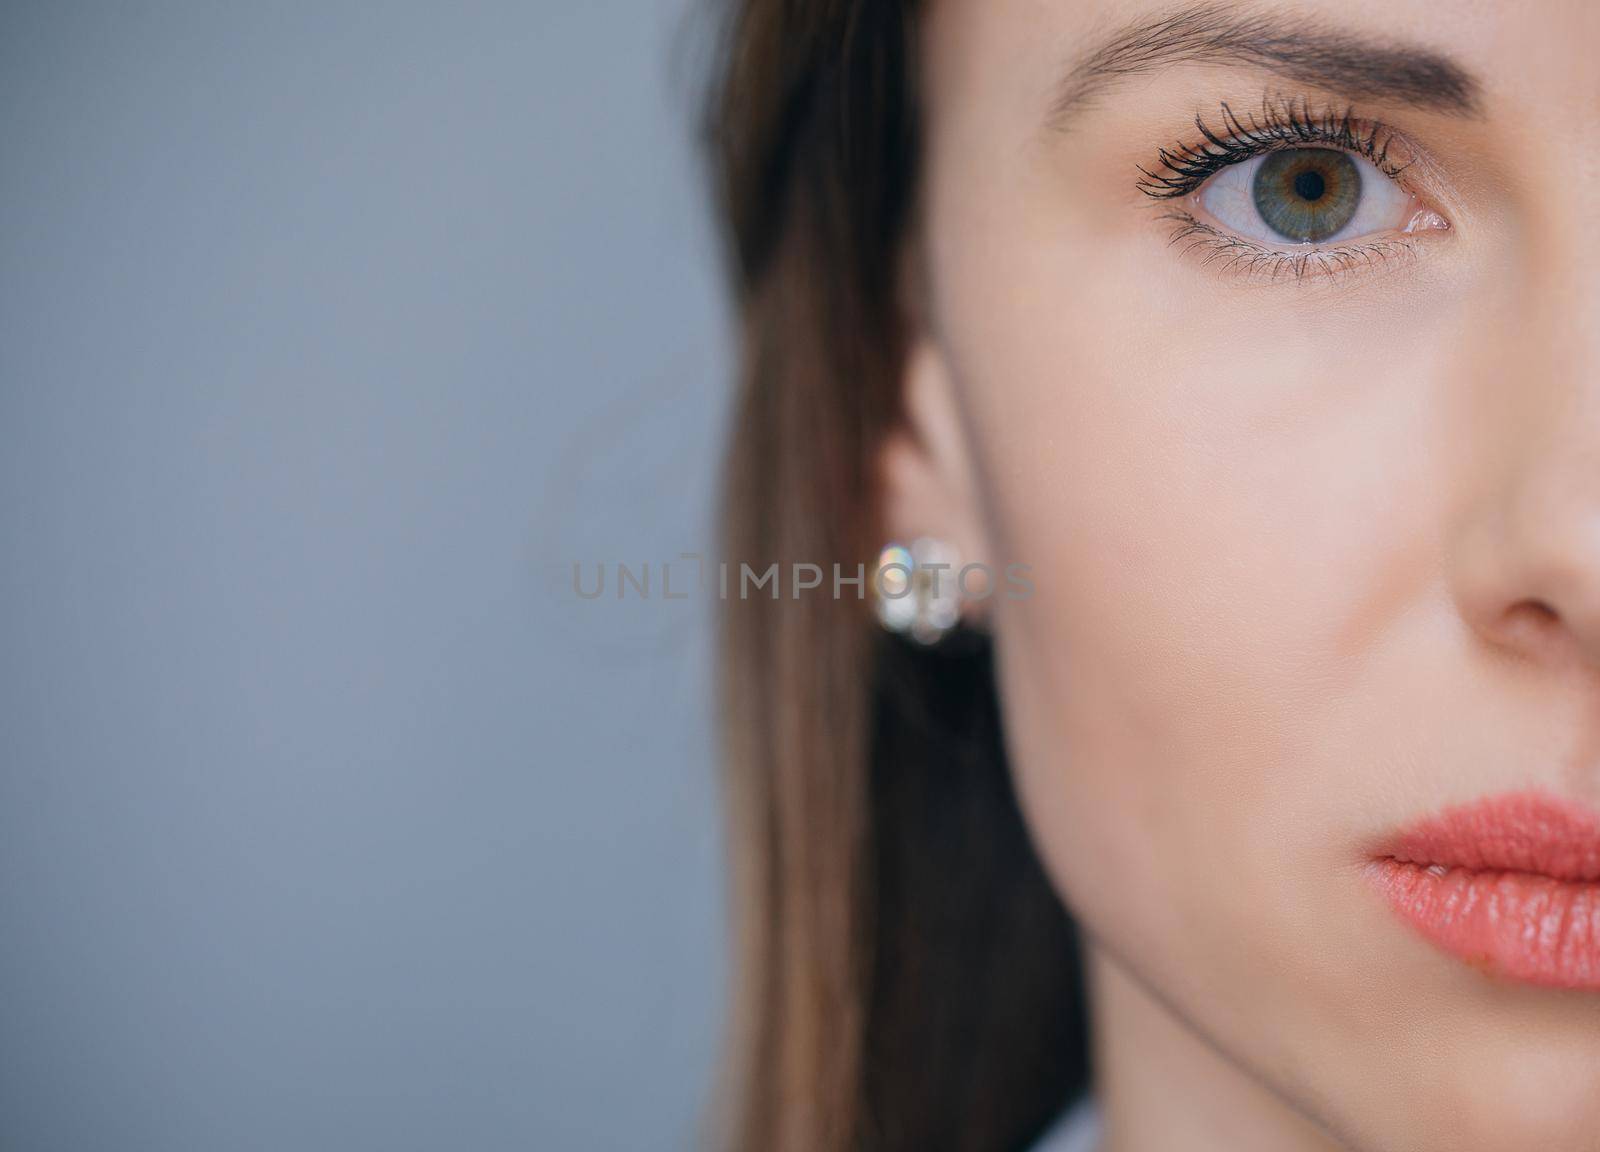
[903,0,1600,1147]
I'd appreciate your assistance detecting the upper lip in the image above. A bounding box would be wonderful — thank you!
[1377,791,1600,884]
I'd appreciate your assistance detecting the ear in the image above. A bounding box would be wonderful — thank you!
[877,332,994,603]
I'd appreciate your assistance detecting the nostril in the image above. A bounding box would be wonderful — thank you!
[1520,599,1560,625]
[1493,598,1564,657]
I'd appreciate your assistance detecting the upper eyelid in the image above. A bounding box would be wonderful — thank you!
[1136,97,1414,201]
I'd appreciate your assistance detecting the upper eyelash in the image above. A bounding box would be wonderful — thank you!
[1137,96,1411,201]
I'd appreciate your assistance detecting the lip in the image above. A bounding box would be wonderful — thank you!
[1369,791,1600,990]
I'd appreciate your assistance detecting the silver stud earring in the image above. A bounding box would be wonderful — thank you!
[874,537,963,645]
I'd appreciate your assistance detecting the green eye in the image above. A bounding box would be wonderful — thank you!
[1251,149,1361,243]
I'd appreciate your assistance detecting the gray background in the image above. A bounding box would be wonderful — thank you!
[0,3,728,1149]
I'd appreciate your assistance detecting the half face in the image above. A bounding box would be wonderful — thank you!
[897,1,1600,1148]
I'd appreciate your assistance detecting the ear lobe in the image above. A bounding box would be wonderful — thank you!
[877,334,992,581]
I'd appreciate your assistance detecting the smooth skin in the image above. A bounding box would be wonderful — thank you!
[880,2,1600,1149]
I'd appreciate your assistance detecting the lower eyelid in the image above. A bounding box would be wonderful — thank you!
[1159,208,1424,284]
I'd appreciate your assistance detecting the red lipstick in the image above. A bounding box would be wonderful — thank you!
[1370,791,1600,989]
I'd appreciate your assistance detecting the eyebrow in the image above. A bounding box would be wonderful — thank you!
[1051,4,1483,125]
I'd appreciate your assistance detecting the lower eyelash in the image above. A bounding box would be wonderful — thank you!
[1160,209,1418,283]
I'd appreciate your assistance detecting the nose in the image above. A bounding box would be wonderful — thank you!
[1448,250,1600,671]
[1451,460,1600,670]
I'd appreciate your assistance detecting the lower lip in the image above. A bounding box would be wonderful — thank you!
[1370,793,1600,990]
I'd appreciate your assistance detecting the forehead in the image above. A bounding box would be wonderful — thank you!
[919,0,1597,137]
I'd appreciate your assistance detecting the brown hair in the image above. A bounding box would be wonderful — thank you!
[703,3,1090,1150]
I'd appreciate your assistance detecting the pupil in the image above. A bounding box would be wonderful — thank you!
[1293,169,1326,201]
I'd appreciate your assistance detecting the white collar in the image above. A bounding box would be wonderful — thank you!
[1031,1098,1100,1152]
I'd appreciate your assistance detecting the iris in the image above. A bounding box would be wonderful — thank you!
[1252,149,1361,243]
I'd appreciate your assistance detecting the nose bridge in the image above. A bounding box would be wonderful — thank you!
[1505,99,1600,389]
[1447,209,1600,669]
[1533,219,1600,392]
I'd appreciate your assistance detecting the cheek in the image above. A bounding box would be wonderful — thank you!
[930,195,1463,998]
